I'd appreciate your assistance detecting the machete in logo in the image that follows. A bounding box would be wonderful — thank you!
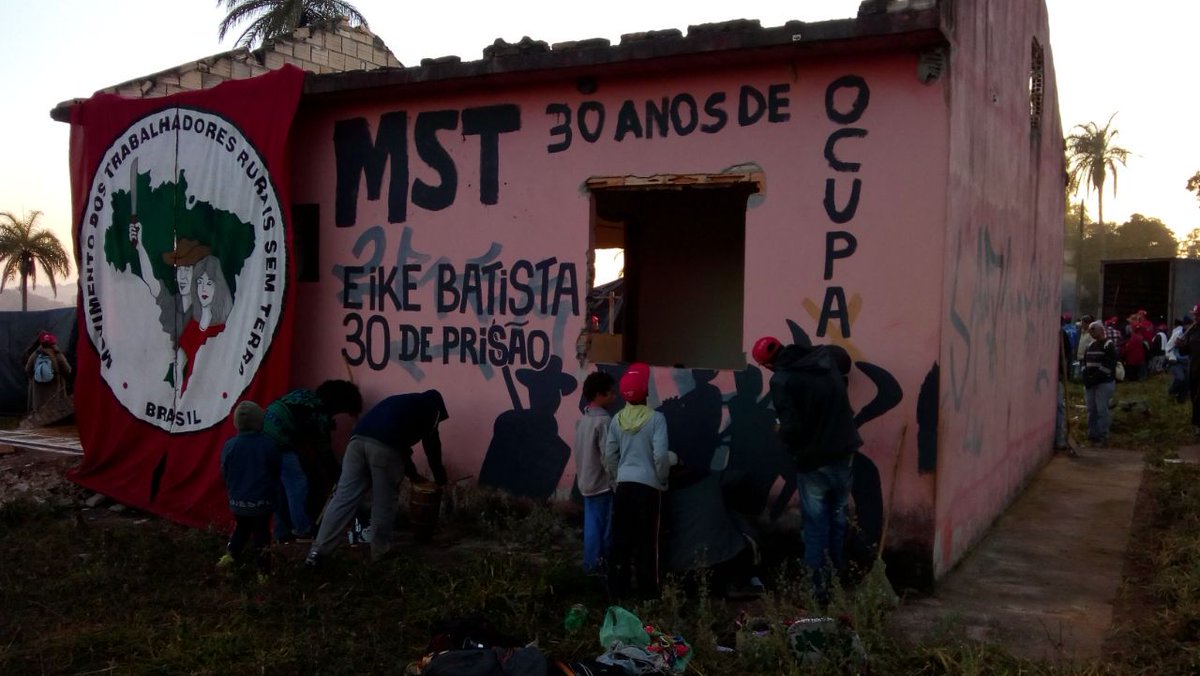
[80,107,287,433]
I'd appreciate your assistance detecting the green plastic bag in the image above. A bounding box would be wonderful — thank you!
[599,605,650,649]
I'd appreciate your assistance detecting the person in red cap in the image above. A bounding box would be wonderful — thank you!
[752,336,861,604]
[1120,325,1147,382]
[24,330,71,414]
[602,362,670,599]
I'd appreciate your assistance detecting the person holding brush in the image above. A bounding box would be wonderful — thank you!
[752,336,861,605]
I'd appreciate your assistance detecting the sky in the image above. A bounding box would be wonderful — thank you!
[1,0,1198,287]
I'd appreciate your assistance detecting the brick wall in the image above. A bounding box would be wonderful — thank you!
[101,19,401,99]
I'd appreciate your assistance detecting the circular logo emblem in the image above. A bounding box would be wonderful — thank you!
[80,108,287,433]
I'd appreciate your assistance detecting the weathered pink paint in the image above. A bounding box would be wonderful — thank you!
[281,0,1061,581]
[934,0,1063,577]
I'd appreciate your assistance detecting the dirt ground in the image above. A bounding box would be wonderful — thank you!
[0,446,85,509]
[2,439,1148,666]
[890,446,1145,663]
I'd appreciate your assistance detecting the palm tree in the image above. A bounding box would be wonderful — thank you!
[218,0,368,49]
[1065,114,1130,260]
[0,211,72,311]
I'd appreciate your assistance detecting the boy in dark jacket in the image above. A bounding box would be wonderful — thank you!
[753,336,861,603]
[219,401,281,578]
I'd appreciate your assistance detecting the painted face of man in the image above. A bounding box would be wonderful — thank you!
[176,265,193,295]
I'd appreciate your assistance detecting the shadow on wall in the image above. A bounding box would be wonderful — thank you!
[475,317,938,569]
[478,355,577,500]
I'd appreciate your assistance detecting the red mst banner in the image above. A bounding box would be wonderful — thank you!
[67,66,305,528]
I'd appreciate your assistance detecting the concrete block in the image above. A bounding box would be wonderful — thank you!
[293,43,312,62]
[210,58,233,79]
[310,46,329,66]
[201,72,227,89]
[179,69,202,90]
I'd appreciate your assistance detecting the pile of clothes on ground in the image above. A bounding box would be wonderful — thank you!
[408,607,690,676]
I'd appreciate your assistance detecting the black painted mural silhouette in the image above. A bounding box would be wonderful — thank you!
[658,368,723,471]
[478,355,577,500]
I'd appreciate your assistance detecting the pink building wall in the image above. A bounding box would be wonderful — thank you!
[284,4,1060,580]
[290,52,948,572]
[934,0,1064,576]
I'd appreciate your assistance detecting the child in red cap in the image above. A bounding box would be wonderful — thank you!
[603,363,670,599]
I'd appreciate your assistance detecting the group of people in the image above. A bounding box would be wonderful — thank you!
[573,367,672,599]
[217,381,450,579]
[573,336,860,604]
[1060,305,1200,448]
[215,332,874,604]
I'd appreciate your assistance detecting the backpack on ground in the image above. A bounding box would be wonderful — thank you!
[32,352,55,384]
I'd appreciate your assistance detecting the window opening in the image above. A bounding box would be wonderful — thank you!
[292,203,321,283]
[1029,38,1045,133]
[586,174,757,370]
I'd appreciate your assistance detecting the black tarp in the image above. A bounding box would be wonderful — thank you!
[0,308,76,416]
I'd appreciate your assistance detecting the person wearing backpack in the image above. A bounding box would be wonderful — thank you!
[24,331,70,413]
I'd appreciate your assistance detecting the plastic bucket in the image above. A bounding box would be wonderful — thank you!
[409,483,443,542]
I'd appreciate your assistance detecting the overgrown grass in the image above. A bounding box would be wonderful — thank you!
[1104,454,1200,674]
[2,375,1199,673]
[1065,371,1193,450]
[1079,373,1200,674]
[0,493,1104,675]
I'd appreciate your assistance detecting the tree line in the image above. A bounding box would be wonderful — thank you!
[1066,114,1200,313]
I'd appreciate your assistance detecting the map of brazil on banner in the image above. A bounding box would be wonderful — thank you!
[67,66,305,528]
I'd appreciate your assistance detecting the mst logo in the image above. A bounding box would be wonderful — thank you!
[80,108,287,433]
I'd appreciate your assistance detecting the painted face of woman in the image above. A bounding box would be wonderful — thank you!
[196,272,216,308]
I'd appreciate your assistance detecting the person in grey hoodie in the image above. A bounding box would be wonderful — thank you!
[603,363,670,599]
[574,371,617,573]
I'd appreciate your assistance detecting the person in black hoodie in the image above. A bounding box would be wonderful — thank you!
[752,336,862,603]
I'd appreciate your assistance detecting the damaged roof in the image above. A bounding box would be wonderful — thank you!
[304,6,945,104]
[51,2,944,121]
